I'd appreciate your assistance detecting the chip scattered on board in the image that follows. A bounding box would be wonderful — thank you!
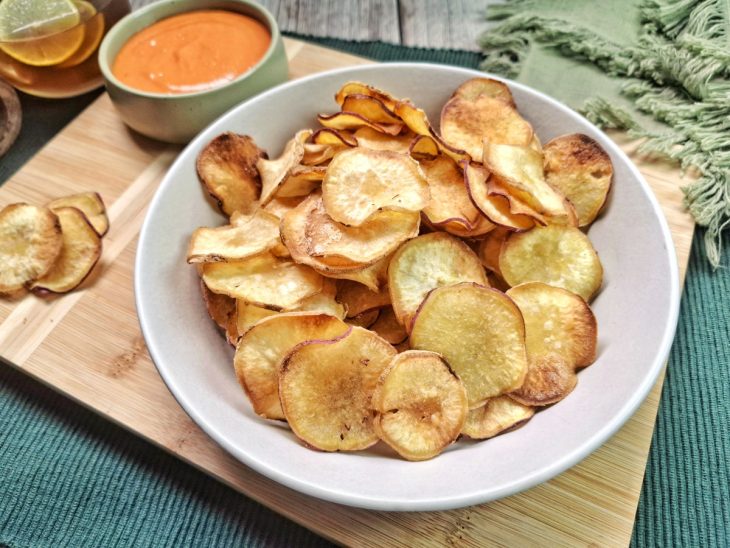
[30,206,102,294]
[234,312,350,420]
[388,232,489,329]
[461,395,534,439]
[0,203,62,294]
[201,253,324,309]
[280,326,396,451]
[410,283,527,407]
[187,209,282,263]
[197,132,265,215]
[500,225,603,301]
[372,350,468,461]
[543,133,613,227]
[322,147,430,227]
[47,191,108,237]
[200,279,238,345]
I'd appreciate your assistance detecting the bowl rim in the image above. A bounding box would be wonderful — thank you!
[135,62,681,510]
[98,0,282,99]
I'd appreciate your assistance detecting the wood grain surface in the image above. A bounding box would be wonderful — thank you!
[0,39,694,546]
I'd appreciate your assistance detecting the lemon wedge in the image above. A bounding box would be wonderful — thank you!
[0,0,85,67]
[58,1,104,68]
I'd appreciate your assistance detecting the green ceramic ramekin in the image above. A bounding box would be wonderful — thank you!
[98,0,288,143]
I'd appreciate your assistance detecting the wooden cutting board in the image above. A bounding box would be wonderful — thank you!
[0,38,694,546]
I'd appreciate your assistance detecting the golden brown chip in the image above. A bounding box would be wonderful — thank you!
[440,95,533,162]
[317,252,391,291]
[280,326,397,451]
[478,227,510,275]
[337,279,391,317]
[322,147,430,227]
[47,192,108,237]
[187,209,281,263]
[410,283,527,407]
[287,279,347,319]
[370,306,408,345]
[346,308,380,328]
[201,253,325,309]
[256,129,312,204]
[310,128,358,147]
[317,111,404,136]
[0,203,62,294]
[372,350,468,461]
[234,312,350,420]
[30,207,102,294]
[452,77,516,106]
[262,196,305,219]
[461,396,534,439]
[341,93,402,124]
[388,232,489,329]
[200,279,238,345]
[408,134,440,159]
[393,100,470,163]
[197,132,265,215]
[236,301,278,336]
[506,282,598,368]
[509,353,578,407]
[334,81,399,111]
[543,133,613,227]
[353,127,414,154]
[276,165,327,198]
[500,225,603,301]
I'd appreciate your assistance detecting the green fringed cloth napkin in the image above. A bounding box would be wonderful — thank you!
[479,0,730,267]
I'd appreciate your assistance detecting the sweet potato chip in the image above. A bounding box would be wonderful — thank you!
[393,100,469,163]
[440,95,533,162]
[509,353,578,406]
[543,133,613,227]
[276,165,327,198]
[322,147,430,227]
[388,233,488,329]
[0,203,62,294]
[201,253,324,309]
[256,129,312,204]
[334,81,399,111]
[30,207,101,294]
[410,283,527,407]
[500,225,603,301]
[337,280,391,317]
[310,128,358,147]
[353,127,414,154]
[341,93,402,124]
[372,350,468,461]
[506,282,598,368]
[317,111,404,136]
[452,77,515,106]
[262,196,305,219]
[461,396,534,439]
[409,135,440,159]
[236,301,277,336]
[187,209,281,263]
[280,326,396,451]
[318,253,391,291]
[200,279,238,345]
[346,308,380,328]
[234,312,350,420]
[287,279,347,319]
[478,227,510,275]
[197,132,265,215]
[47,191,108,237]
[370,306,408,345]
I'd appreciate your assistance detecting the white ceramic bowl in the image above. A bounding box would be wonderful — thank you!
[135,64,680,511]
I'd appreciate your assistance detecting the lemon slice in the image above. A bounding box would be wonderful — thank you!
[0,0,84,67]
[57,1,104,68]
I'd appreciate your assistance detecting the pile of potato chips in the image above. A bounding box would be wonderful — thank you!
[0,192,107,296]
[190,78,612,461]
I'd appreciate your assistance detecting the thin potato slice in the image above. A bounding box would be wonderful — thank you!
[410,283,528,407]
[187,209,281,263]
[452,77,515,106]
[335,81,399,111]
[430,213,495,239]
[346,308,380,328]
[393,101,469,163]
[256,129,312,204]
[341,94,402,124]
[509,353,578,406]
[483,141,572,223]
[201,253,325,309]
[280,326,396,451]
[463,162,535,231]
[47,192,108,236]
[236,301,277,336]
[302,143,340,166]
[337,280,391,318]
[372,350,468,461]
[419,155,483,230]
[317,111,403,136]
[310,128,357,147]
[322,148,430,227]
[0,203,62,293]
[263,196,304,219]
[462,396,534,439]
[500,225,603,301]
[543,133,613,227]
[197,132,265,215]
[440,95,533,162]
[276,165,327,198]
[318,253,391,291]
[409,135,440,159]
[478,227,509,275]
[506,282,598,367]
[353,127,414,153]
[200,279,238,345]
[30,207,102,294]
[287,279,347,319]
[388,233,489,329]
[234,312,350,419]
[370,307,408,344]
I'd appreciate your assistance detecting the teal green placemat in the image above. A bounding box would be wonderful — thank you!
[1,34,728,547]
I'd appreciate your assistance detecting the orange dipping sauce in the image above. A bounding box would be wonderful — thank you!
[112,10,270,94]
